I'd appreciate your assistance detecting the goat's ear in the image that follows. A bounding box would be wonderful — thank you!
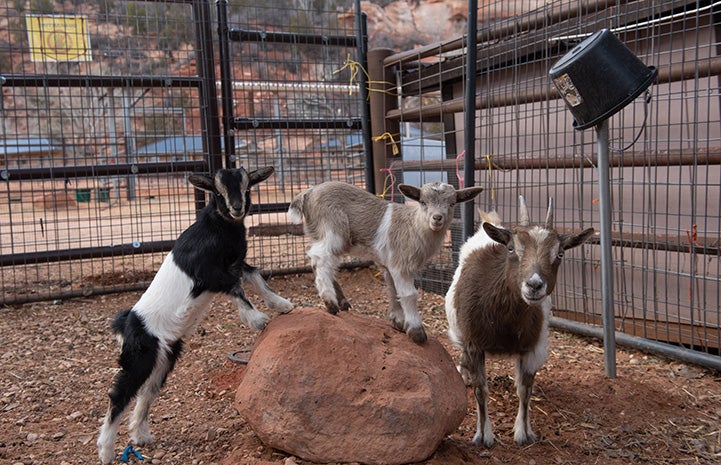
[188,173,216,193]
[456,186,484,203]
[479,210,502,226]
[560,227,595,250]
[483,222,513,246]
[249,166,275,186]
[398,184,421,201]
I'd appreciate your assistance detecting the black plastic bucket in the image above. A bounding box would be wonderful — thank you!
[549,29,657,130]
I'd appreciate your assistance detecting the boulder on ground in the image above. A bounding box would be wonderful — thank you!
[235,307,467,465]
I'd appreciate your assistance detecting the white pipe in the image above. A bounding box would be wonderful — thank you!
[217,80,358,94]
[549,1,721,43]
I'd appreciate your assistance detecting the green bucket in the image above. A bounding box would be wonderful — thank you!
[96,187,111,202]
[75,188,91,202]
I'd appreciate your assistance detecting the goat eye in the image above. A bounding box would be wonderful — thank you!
[508,245,515,254]
[557,251,565,259]
[420,201,426,207]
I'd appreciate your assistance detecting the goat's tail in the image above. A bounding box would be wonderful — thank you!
[287,188,311,225]
[111,309,132,344]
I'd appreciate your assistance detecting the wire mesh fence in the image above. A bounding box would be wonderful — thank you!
[380,0,721,359]
[216,0,369,272]
[2,0,720,365]
[1,0,367,304]
[2,0,213,304]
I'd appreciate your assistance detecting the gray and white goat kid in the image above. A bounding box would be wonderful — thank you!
[445,196,594,447]
[97,167,293,464]
[288,180,483,343]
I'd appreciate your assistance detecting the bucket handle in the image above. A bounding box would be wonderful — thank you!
[610,89,653,153]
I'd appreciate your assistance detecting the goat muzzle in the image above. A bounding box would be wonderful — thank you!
[227,208,246,221]
[429,217,445,231]
[521,276,547,304]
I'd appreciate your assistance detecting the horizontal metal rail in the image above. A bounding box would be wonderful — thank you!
[1,74,203,88]
[0,240,176,268]
[2,260,374,306]
[0,202,290,268]
[391,146,721,171]
[229,28,357,47]
[386,56,721,121]
[233,117,363,130]
[223,80,358,94]
[247,202,290,215]
[1,161,208,181]
[457,222,721,258]
[585,233,720,258]
[4,282,150,306]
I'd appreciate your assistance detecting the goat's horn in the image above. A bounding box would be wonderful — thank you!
[545,197,554,229]
[519,195,530,226]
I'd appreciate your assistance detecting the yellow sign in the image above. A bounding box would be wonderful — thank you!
[26,14,92,62]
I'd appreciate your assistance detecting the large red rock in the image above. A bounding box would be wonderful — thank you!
[235,307,467,465]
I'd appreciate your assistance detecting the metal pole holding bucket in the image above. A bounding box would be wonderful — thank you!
[595,119,617,378]
[549,29,657,378]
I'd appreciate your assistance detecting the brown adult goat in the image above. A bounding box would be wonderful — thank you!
[445,196,594,447]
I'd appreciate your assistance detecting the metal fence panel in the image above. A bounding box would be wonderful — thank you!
[216,0,368,272]
[1,0,219,304]
[1,0,367,304]
[382,0,721,360]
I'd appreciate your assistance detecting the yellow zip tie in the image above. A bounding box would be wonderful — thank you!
[367,81,398,96]
[333,53,361,94]
[482,154,511,201]
[333,53,397,97]
[372,132,399,156]
[485,154,495,201]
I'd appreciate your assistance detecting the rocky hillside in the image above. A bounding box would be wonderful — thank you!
[359,0,468,50]
[357,0,545,50]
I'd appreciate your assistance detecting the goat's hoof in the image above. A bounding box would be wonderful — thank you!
[514,430,537,445]
[324,301,340,315]
[339,299,351,311]
[271,297,294,314]
[130,428,153,446]
[248,314,270,331]
[472,433,494,448]
[407,326,427,344]
[388,317,405,332]
[98,446,115,464]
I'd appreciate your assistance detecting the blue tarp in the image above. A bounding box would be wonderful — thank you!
[136,136,247,156]
[0,138,62,156]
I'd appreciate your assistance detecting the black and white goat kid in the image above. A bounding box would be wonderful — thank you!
[97,167,292,464]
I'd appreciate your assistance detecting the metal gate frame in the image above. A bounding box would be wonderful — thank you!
[1,0,371,304]
[215,0,372,209]
[368,0,721,371]
[1,0,220,270]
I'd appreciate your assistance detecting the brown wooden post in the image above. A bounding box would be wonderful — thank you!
[367,48,399,198]
[442,86,459,187]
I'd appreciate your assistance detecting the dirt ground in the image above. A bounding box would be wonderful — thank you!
[1,267,720,465]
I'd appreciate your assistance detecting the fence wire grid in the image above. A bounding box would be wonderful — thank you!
[1,0,367,304]
[380,0,721,359]
[2,0,721,365]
